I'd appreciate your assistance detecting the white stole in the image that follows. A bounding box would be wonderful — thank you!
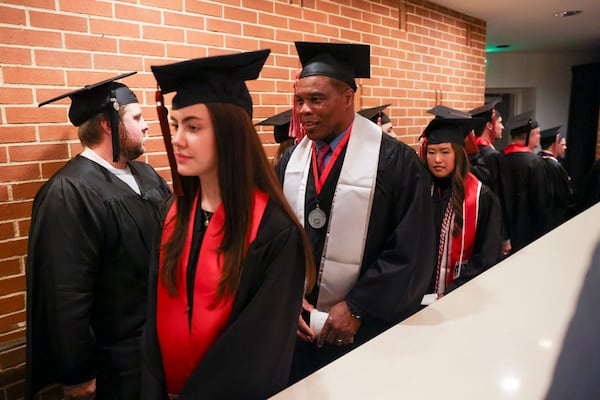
[283,114,382,311]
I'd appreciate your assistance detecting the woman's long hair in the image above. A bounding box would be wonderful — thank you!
[161,103,315,302]
[427,142,471,237]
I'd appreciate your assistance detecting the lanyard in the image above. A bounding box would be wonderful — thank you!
[310,125,353,194]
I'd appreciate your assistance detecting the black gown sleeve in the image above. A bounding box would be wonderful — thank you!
[28,178,103,385]
[141,203,306,400]
[446,185,503,293]
[346,142,436,326]
[179,221,306,400]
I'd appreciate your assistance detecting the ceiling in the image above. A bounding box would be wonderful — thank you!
[430,0,600,53]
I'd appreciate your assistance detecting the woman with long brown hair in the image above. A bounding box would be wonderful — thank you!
[420,118,503,305]
[141,50,315,400]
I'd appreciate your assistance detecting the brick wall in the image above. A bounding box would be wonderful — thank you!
[0,0,486,398]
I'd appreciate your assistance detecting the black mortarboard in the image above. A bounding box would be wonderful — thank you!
[358,104,391,124]
[507,110,539,137]
[38,71,138,162]
[540,125,561,148]
[256,109,292,143]
[468,98,502,122]
[295,42,370,92]
[151,49,271,117]
[427,105,471,119]
[422,118,484,145]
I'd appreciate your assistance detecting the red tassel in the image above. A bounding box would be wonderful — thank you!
[288,70,305,144]
[155,87,183,197]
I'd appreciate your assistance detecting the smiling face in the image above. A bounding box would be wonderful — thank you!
[294,75,354,143]
[426,142,456,178]
[170,103,218,180]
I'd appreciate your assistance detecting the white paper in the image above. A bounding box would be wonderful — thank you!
[309,310,329,337]
[421,293,439,306]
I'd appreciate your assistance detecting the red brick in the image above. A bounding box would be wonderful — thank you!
[166,43,208,59]
[141,0,183,11]
[0,223,15,241]
[41,161,68,179]
[1,0,53,10]
[116,3,161,23]
[185,0,223,17]
[93,54,143,71]
[243,24,275,40]
[0,88,34,105]
[120,39,165,57]
[12,181,44,200]
[0,295,24,316]
[142,24,185,42]
[2,67,65,86]
[0,200,31,222]
[187,30,224,47]
[0,345,25,369]
[0,164,40,183]
[9,143,69,163]
[0,363,25,387]
[0,260,20,278]
[0,276,25,297]
[29,10,87,32]
[34,49,92,68]
[60,0,112,17]
[18,220,31,237]
[163,10,204,28]
[64,33,118,53]
[5,106,67,125]
[273,2,301,18]
[38,124,78,142]
[90,18,141,38]
[0,184,8,201]
[0,5,26,25]
[206,17,242,35]
[226,36,260,52]
[0,47,31,65]
[224,5,257,23]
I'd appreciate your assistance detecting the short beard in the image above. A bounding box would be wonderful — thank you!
[119,124,144,161]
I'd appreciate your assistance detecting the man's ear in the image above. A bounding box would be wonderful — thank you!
[99,117,112,137]
[485,121,493,132]
[343,88,354,107]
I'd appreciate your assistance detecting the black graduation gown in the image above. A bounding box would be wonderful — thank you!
[469,152,493,190]
[26,155,171,400]
[539,154,574,233]
[501,150,549,253]
[478,144,510,240]
[578,158,600,213]
[428,177,503,294]
[278,133,436,379]
[140,200,307,400]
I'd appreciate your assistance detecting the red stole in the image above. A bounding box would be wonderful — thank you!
[156,189,269,394]
[503,143,532,155]
[438,173,481,292]
[475,136,495,150]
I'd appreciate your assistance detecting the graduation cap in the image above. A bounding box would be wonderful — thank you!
[468,98,502,122]
[295,41,370,92]
[38,71,138,162]
[422,118,485,145]
[507,110,539,137]
[151,49,271,117]
[427,105,471,119]
[540,125,561,148]
[256,109,293,143]
[358,104,391,124]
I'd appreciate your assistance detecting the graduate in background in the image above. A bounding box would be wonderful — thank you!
[143,50,315,400]
[538,126,574,232]
[26,73,171,400]
[256,108,295,169]
[420,117,502,304]
[278,41,435,384]
[502,111,548,254]
[358,104,397,138]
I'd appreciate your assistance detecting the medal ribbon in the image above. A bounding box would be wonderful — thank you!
[311,124,353,194]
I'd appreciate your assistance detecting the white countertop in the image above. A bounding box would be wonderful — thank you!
[272,203,600,400]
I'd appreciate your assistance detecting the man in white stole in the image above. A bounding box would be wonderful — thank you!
[278,42,436,385]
